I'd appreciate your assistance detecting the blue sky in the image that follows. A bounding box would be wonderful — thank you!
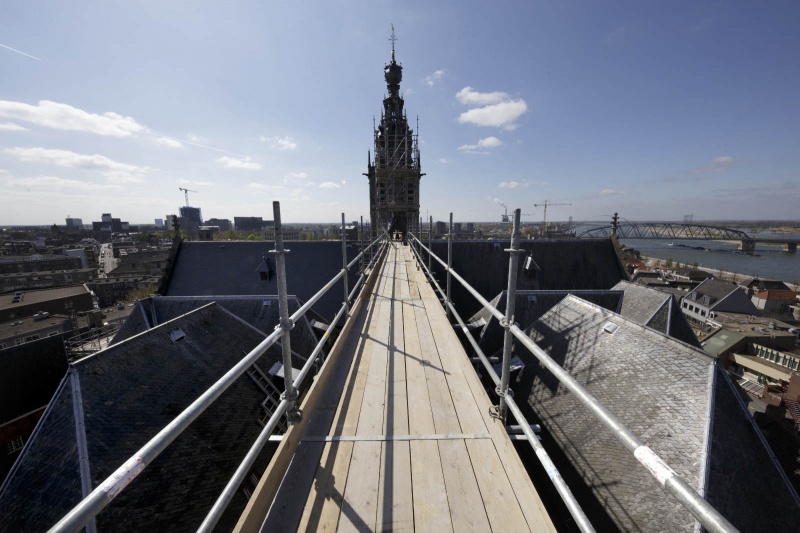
[1,1,798,226]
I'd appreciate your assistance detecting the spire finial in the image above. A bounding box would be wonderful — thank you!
[389,24,397,60]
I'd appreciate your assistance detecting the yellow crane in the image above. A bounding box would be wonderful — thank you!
[533,200,572,237]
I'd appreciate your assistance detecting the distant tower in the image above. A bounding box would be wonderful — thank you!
[366,26,422,242]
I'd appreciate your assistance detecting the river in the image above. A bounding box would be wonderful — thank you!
[619,237,800,285]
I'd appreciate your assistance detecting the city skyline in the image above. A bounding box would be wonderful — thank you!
[1,1,799,225]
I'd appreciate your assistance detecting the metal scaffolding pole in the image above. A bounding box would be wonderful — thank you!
[428,215,432,273]
[271,201,299,424]
[341,213,350,313]
[498,208,521,422]
[446,212,453,318]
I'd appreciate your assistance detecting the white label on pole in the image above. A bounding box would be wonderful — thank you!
[100,456,145,499]
[634,446,676,487]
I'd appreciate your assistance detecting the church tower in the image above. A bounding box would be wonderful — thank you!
[366,28,422,242]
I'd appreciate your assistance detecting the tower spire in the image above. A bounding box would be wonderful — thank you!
[389,23,397,60]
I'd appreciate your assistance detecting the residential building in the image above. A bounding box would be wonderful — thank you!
[0,268,96,293]
[86,277,160,308]
[205,218,232,232]
[680,278,761,325]
[751,290,800,315]
[0,312,72,350]
[234,217,264,232]
[0,254,82,275]
[0,286,94,323]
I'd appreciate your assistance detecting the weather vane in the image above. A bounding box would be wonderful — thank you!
[389,24,397,57]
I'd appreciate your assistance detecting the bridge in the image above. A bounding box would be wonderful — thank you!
[578,222,798,253]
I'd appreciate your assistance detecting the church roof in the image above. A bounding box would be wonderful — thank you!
[0,303,295,532]
[518,295,799,531]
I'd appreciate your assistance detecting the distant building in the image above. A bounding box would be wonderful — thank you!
[235,217,264,233]
[64,218,83,233]
[0,268,96,294]
[180,206,203,227]
[205,218,232,233]
[91,213,131,239]
[154,218,164,227]
[0,286,94,323]
[197,226,219,241]
[0,254,82,275]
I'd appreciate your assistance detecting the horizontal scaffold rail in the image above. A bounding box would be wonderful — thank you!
[578,222,751,240]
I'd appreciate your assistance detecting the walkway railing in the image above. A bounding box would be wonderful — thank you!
[48,202,384,533]
[409,208,738,533]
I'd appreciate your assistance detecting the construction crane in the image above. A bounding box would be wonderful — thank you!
[533,200,572,237]
[178,187,197,207]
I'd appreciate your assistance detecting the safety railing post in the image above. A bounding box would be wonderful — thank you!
[446,213,453,318]
[498,208,522,422]
[341,213,350,313]
[360,216,364,275]
[428,215,433,273]
[271,201,300,424]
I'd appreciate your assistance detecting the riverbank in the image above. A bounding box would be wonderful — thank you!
[640,255,800,291]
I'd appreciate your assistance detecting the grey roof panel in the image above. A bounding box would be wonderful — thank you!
[164,241,359,321]
[0,303,290,532]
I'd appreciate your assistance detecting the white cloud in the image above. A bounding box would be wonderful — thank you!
[498,179,547,189]
[458,99,528,130]
[695,155,737,173]
[5,147,146,182]
[438,158,450,164]
[0,100,144,136]
[157,137,182,148]
[424,69,446,86]
[246,182,284,191]
[319,181,341,189]
[0,122,27,131]
[186,134,206,142]
[456,87,509,106]
[179,178,214,187]
[459,136,503,153]
[0,173,123,192]
[261,135,297,150]
[286,172,308,180]
[217,156,262,170]
[600,188,624,196]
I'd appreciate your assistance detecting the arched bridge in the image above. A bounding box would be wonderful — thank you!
[578,223,799,253]
[578,222,750,240]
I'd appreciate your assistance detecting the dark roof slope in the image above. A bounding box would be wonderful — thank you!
[0,303,293,532]
[112,295,319,359]
[164,241,359,321]
[0,335,68,423]
[612,280,700,347]
[428,239,626,317]
[516,296,798,531]
[467,290,623,357]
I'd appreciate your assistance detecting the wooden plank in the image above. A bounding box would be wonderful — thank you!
[338,441,382,532]
[235,248,386,533]
[402,296,435,436]
[410,440,453,533]
[377,441,413,532]
[337,295,392,531]
[377,297,413,531]
[298,301,386,527]
[296,440,354,532]
[437,439,492,532]
[465,438,531,533]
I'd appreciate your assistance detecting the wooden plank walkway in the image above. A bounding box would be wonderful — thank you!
[238,243,554,532]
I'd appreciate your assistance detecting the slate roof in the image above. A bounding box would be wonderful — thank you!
[428,239,627,317]
[0,335,68,424]
[612,280,700,347]
[164,241,359,321]
[0,285,90,311]
[690,278,739,302]
[515,295,800,531]
[111,295,320,359]
[0,303,297,532]
[467,290,624,357]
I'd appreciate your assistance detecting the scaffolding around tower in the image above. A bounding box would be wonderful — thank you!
[366,30,422,242]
